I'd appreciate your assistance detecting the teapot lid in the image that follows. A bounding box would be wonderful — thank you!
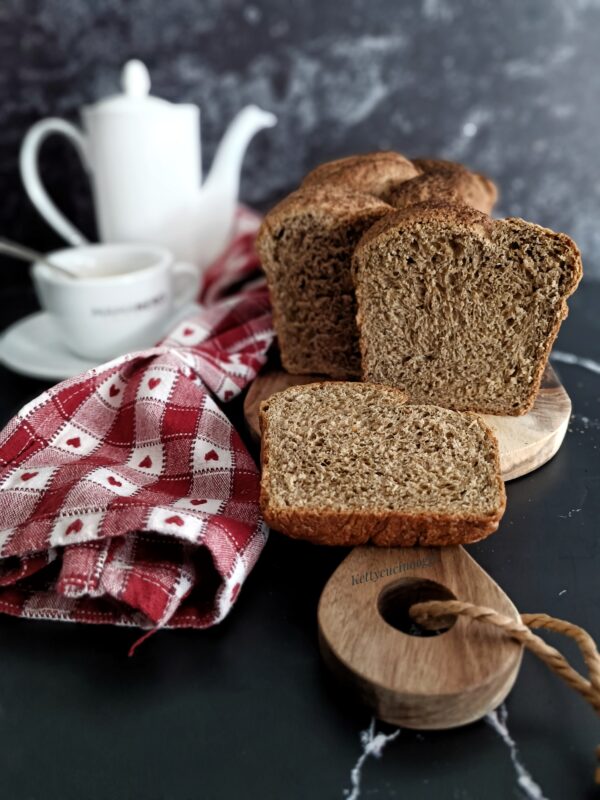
[89,60,174,113]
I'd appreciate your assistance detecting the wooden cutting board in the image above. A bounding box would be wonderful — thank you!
[318,544,524,728]
[244,361,571,481]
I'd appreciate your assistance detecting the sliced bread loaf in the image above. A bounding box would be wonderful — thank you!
[354,202,582,415]
[258,152,498,379]
[259,382,506,546]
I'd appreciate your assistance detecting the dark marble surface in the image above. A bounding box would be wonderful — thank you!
[0,283,598,799]
[1,0,600,282]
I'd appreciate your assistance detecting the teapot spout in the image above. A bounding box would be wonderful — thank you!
[193,105,277,267]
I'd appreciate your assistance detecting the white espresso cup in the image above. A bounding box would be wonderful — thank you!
[31,243,199,361]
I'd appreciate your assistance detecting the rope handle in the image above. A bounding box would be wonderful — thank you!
[410,600,600,783]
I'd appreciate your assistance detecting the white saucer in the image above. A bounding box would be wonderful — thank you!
[0,312,96,381]
[0,304,199,382]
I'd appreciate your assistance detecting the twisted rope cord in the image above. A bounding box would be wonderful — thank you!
[410,600,600,782]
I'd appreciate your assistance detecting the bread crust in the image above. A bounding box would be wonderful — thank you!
[259,506,503,547]
[389,158,498,214]
[353,201,583,416]
[259,384,506,547]
[301,151,420,199]
[300,153,498,213]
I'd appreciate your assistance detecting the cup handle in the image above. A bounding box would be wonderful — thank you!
[172,261,200,308]
[19,118,91,246]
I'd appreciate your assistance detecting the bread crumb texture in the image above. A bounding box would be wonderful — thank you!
[354,203,582,415]
[260,383,506,546]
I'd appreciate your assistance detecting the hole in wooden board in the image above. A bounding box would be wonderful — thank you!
[377,578,457,637]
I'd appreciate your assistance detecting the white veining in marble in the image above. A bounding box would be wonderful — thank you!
[344,718,400,800]
[569,414,600,435]
[345,708,552,798]
[551,351,600,375]
[486,705,549,800]
[558,506,583,519]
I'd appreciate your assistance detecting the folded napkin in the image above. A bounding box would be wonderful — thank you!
[0,208,274,637]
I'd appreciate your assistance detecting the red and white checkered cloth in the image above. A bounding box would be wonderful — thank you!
[0,208,274,639]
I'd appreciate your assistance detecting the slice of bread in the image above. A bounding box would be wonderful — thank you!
[258,153,498,379]
[354,202,582,415]
[256,187,393,378]
[259,382,506,547]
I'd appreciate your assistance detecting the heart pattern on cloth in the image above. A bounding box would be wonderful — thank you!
[0,206,274,636]
[65,519,83,536]
[148,378,161,390]
[21,472,38,482]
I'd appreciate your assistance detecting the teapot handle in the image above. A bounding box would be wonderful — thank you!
[20,118,91,246]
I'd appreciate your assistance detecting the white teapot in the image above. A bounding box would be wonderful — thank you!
[20,60,277,266]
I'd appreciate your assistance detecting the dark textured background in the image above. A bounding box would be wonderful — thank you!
[1,0,600,283]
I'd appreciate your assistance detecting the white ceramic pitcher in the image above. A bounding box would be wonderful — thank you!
[20,60,277,266]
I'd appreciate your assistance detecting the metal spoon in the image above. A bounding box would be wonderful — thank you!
[0,238,82,279]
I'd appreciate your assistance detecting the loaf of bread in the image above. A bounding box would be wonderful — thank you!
[259,382,506,547]
[353,202,582,415]
[256,152,497,379]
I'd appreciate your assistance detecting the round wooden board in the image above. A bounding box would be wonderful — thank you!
[243,362,571,482]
